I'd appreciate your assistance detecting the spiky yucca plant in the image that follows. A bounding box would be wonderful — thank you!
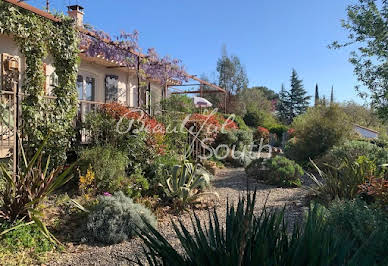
[136,191,384,266]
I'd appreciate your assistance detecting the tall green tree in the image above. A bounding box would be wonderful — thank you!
[250,86,279,101]
[237,87,273,116]
[277,83,291,123]
[216,46,248,113]
[314,84,320,106]
[331,0,388,120]
[289,69,310,118]
[277,70,310,124]
[330,86,334,105]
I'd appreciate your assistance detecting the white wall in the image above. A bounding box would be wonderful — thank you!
[0,34,25,89]
[1,33,165,109]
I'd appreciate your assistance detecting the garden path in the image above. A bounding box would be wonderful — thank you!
[48,168,309,266]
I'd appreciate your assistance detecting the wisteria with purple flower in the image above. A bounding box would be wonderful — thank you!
[79,27,188,85]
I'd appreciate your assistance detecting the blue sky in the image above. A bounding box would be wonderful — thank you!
[33,0,364,103]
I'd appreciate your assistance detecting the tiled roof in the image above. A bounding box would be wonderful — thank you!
[4,0,60,22]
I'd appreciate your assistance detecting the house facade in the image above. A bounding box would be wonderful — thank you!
[0,1,165,161]
[0,3,166,113]
[0,0,225,163]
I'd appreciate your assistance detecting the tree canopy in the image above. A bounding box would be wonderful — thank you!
[216,48,248,95]
[332,0,388,120]
[277,70,310,124]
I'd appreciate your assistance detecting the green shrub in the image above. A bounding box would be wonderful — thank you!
[0,221,55,253]
[372,134,388,149]
[83,110,120,148]
[86,192,157,244]
[325,200,388,262]
[246,156,303,187]
[224,150,253,168]
[245,158,265,177]
[269,124,288,139]
[155,110,188,154]
[234,115,250,131]
[147,153,182,189]
[243,110,275,128]
[285,105,352,163]
[214,130,238,147]
[120,166,150,200]
[160,94,195,114]
[309,156,381,202]
[214,129,253,152]
[79,145,129,193]
[84,111,159,173]
[0,169,5,202]
[321,140,388,170]
[235,129,253,150]
[264,156,303,187]
[137,192,381,265]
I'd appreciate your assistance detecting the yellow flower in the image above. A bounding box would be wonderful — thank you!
[79,165,95,191]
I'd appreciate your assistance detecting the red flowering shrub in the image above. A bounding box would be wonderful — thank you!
[186,113,239,140]
[255,126,270,144]
[219,115,239,130]
[101,103,165,134]
[287,128,295,138]
[101,103,166,154]
[358,177,388,206]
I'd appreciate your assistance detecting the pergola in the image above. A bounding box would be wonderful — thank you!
[168,74,227,113]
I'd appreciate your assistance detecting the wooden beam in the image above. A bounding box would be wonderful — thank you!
[167,83,202,87]
[171,90,224,94]
[185,74,226,93]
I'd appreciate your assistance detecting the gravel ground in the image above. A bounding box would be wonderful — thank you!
[48,168,310,266]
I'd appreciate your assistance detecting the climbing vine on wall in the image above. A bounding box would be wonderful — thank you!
[0,1,80,165]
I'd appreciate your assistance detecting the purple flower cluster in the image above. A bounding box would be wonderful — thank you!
[79,28,188,85]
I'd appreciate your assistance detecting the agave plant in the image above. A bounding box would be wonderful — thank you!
[161,161,218,208]
[136,191,383,266]
[0,137,75,226]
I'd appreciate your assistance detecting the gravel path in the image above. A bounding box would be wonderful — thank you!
[48,168,310,266]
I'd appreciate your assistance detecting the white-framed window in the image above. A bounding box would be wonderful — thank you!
[77,74,95,101]
[105,75,118,102]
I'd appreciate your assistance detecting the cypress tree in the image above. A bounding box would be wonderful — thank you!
[330,86,334,105]
[314,83,320,106]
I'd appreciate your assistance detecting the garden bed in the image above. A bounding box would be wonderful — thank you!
[47,167,309,265]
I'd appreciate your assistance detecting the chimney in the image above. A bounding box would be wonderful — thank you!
[67,5,84,27]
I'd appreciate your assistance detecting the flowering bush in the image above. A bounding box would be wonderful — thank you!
[287,128,295,138]
[79,165,96,197]
[255,126,270,144]
[215,113,239,130]
[187,113,238,140]
[101,102,165,134]
[358,177,388,206]
[100,103,166,155]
